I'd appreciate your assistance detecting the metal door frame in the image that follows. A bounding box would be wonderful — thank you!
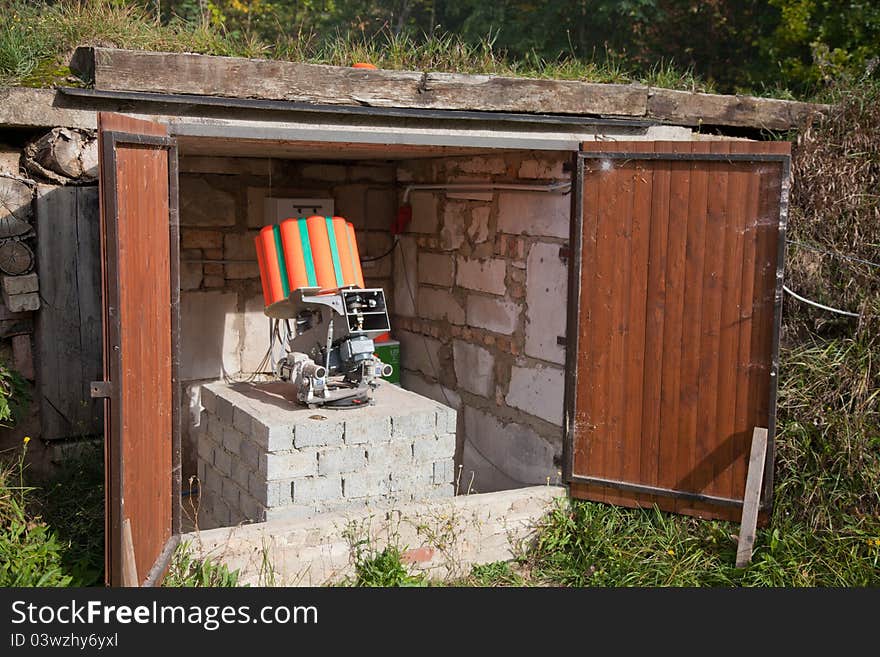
[563,149,791,510]
[100,129,181,586]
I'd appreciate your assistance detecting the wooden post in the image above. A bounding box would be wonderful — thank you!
[736,427,768,568]
[121,518,139,587]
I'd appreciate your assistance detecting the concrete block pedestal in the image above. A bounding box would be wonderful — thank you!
[197,380,456,529]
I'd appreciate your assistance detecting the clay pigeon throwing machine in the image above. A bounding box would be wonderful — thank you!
[255,216,393,407]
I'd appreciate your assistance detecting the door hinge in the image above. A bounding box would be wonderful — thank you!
[90,381,113,399]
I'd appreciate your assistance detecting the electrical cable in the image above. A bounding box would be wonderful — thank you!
[783,284,861,318]
[360,239,398,262]
[396,234,529,486]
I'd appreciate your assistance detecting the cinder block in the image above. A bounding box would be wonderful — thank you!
[203,464,221,495]
[239,439,261,471]
[252,477,293,507]
[213,447,232,476]
[317,445,367,475]
[344,415,391,445]
[237,491,266,523]
[390,462,433,491]
[2,273,38,295]
[505,363,564,425]
[455,257,506,295]
[525,241,567,365]
[265,449,318,480]
[292,476,343,505]
[221,478,241,507]
[229,459,251,491]
[453,341,494,398]
[232,406,253,436]
[343,471,390,499]
[200,387,217,415]
[497,191,569,239]
[222,425,243,456]
[433,460,455,485]
[392,410,436,440]
[365,441,412,469]
[417,287,465,325]
[251,419,295,452]
[293,416,344,449]
[418,252,455,287]
[413,433,456,461]
[466,295,520,335]
[436,406,457,434]
[215,394,234,425]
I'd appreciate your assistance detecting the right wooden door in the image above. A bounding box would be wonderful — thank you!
[564,140,790,521]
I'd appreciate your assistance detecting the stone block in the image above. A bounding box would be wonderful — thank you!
[433,460,455,485]
[265,450,318,480]
[393,410,437,440]
[180,262,202,290]
[334,184,367,228]
[497,191,570,239]
[179,175,236,226]
[466,295,520,335]
[453,340,494,397]
[3,292,39,312]
[399,370,461,410]
[342,471,390,499]
[456,257,506,295]
[409,191,439,233]
[463,405,557,489]
[393,236,418,317]
[505,363,565,425]
[293,476,343,504]
[344,414,391,445]
[181,229,223,249]
[418,287,465,325]
[2,273,38,295]
[293,416,344,449]
[241,293,271,373]
[317,445,367,475]
[467,205,491,243]
[397,330,444,380]
[412,433,455,461]
[440,202,467,250]
[525,242,567,365]
[418,252,454,287]
[364,188,396,231]
[180,291,240,380]
[224,231,259,260]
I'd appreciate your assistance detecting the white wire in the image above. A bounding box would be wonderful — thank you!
[783,285,861,318]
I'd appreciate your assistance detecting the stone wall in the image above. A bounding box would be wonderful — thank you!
[391,152,571,493]
[177,157,398,480]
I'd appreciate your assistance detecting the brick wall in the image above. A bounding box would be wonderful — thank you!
[392,152,571,493]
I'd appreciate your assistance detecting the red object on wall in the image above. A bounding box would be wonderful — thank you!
[392,205,412,235]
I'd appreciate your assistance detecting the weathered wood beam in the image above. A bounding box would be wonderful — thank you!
[71,47,827,130]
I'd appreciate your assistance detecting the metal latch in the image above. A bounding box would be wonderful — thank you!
[90,381,113,398]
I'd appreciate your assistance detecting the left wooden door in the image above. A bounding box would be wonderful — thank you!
[96,113,180,586]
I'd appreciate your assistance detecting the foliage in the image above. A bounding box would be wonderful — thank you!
[35,442,105,586]
[164,541,242,587]
[346,544,427,587]
[0,441,73,587]
[0,360,30,427]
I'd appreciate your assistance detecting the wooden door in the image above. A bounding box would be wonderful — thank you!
[96,113,180,585]
[564,141,790,521]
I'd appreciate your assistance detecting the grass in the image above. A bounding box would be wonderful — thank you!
[163,541,241,587]
[1,0,720,92]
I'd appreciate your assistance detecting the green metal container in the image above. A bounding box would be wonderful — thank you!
[374,339,400,385]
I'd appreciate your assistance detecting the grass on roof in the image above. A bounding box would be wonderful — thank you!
[0,0,723,92]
